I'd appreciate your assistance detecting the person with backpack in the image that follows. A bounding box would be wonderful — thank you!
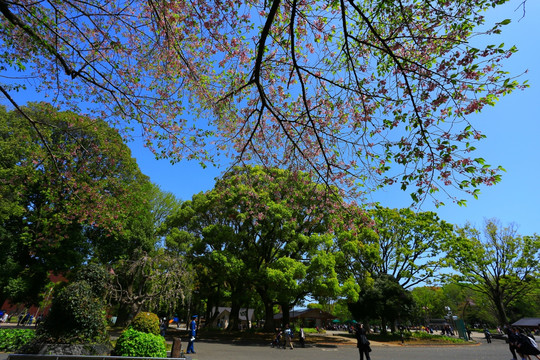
[515,328,540,360]
[284,323,294,349]
[355,323,371,360]
[484,328,492,343]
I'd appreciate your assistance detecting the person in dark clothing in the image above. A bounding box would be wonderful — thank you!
[355,324,371,360]
[271,328,283,348]
[507,327,519,360]
[515,328,540,360]
[484,328,492,343]
[299,327,306,348]
[186,315,197,354]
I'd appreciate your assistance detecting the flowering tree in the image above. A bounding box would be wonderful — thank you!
[0,103,150,305]
[0,0,526,203]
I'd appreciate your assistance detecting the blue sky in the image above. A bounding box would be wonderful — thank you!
[127,0,540,236]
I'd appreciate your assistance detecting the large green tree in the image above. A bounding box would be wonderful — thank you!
[0,0,525,205]
[0,103,149,305]
[102,185,187,325]
[336,206,454,302]
[445,219,540,326]
[410,286,447,324]
[348,274,414,333]
[162,190,248,329]
[163,166,355,330]
[410,284,497,326]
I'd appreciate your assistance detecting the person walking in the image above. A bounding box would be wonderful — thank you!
[507,326,519,360]
[186,315,197,354]
[284,323,294,349]
[515,328,540,360]
[299,326,306,348]
[271,328,283,348]
[355,324,371,360]
[484,328,492,344]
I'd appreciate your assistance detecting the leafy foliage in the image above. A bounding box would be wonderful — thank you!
[0,329,35,352]
[348,274,414,333]
[108,249,193,323]
[37,280,108,344]
[163,165,364,330]
[444,219,540,325]
[0,0,526,205]
[113,328,166,358]
[72,263,110,298]
[411,331,466,344]
[0,103,150,305]
[336,206,453,302]
[131,312,161,336]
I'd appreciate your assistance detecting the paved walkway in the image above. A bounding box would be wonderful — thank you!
[0,323,505,360]
[181,336,509,360]
[0,335,511,360]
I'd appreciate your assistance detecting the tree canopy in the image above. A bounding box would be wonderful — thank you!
[336,206,453,301]
[0,0,526,204]
[445,219,540,326]
[348,274,414,333]
[0,102,150,305]
[162,165,360,329]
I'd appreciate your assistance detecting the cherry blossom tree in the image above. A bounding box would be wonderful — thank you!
[0,0,527,204]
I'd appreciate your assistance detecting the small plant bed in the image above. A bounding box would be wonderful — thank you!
[407,332,469,344]
[0,328,36,352]
[316,330,470,346]
[367,331,470,345]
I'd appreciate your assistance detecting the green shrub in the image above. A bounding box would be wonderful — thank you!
[411,331,467,343]
[114,328,166,357]
[73,263,110,297]
[37,281,108,343]
[131,312,160,336]
[0,328,36,352]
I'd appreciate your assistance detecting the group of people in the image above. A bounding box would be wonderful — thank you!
[0,311,42,327]
[271,324,306,349]
[0,311,9,324]
[507,327,540,360]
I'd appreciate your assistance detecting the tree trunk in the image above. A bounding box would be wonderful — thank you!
[227,302,242,331]
[491,291,508,326]
[380,317,388,335]
[280,302,291,328]
[255,286,276,331]
[115,303,133,327]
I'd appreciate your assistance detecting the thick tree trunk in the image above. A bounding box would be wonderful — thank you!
[256,288,275,331]
[227,302,241,331]
[115,303,133,327]
[280,302,291,328]
[492,291,508,326]
[380,317,388,335]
